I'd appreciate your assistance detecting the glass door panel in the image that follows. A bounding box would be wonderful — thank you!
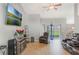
[48,24,61,40]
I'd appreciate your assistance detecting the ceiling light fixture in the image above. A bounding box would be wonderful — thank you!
[43,3,62,11]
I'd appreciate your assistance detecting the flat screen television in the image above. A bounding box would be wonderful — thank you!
[6,4,22,26]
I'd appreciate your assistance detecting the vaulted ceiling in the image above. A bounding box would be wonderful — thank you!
[21,3,74,18]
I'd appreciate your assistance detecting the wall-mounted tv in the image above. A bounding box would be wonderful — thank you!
[6,4,22,26]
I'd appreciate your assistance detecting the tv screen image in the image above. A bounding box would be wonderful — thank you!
[6,4,22,26]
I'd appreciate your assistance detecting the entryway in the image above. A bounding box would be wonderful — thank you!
[48,24,61,40]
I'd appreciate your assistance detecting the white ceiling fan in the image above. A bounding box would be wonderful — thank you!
[43,3,62,11]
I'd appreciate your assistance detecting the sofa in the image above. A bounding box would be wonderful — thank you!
[62,33,79,55]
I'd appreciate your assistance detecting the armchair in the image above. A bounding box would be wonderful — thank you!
[39,32,48,44]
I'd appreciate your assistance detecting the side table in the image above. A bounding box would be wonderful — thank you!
[0,45,7,55]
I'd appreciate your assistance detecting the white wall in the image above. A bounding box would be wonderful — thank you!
[27,14,42,41]
[0,3,24,46]
[22,13,46,41]
[40,18,66,33]
[75,4,79,33]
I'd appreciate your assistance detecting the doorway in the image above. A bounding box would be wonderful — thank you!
[48,24,61,40]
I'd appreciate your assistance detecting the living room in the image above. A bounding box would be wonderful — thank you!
[0,3,79,55]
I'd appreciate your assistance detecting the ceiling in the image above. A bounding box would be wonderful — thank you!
[21,3,74,18]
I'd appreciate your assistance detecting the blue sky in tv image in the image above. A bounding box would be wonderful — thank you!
[8,4,22,18]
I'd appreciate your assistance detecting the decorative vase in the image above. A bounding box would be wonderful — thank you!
[16,29,24,35]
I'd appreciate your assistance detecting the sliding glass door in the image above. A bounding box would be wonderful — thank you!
[48,24,61,40]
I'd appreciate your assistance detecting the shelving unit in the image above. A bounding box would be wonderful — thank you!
[24,25,30,42]
[8,25,29,55]
[16,25,30,54]
[16,37,26,54]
